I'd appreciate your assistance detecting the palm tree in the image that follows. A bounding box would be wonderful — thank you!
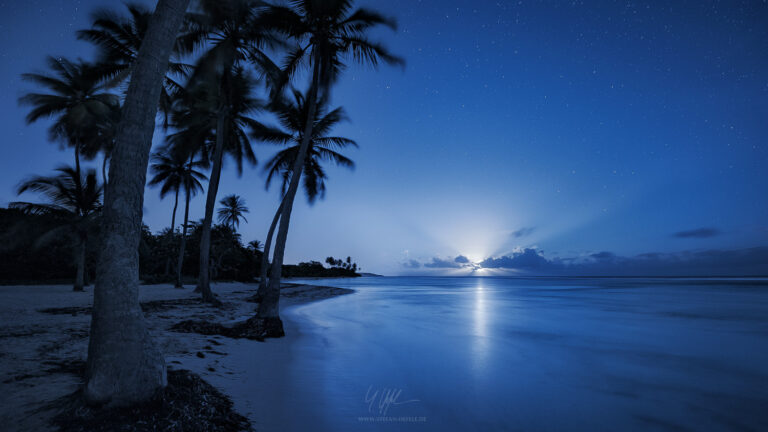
[19,57,120,179]
[176,0,279,304]
[217,194,249,231]
[84,0,191,407]
[75,2,202,183]
[148,148,207,278]
[9,166,102,291]
[76,2,199,125]
[248,240,263,251]
[173,153,207,288]
[148,150,188,234]
[255,0,402,328]
[254,89,356,301]
[263,91,356,202]
[169,67,261,304]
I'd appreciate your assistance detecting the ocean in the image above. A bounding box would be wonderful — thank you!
[244,276,768,431]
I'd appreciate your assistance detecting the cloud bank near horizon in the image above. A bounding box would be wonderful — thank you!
[672,228,721,239]
[402,246,768,277]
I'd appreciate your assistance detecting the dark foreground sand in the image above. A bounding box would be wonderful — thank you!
[0,282,353,432]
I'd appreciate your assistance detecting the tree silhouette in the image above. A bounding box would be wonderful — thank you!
[83,0,191,406]
[167,67,261,304]
[256,0,402,330]
[217,194,249,232]
[76,2,198,125]
[148,147,207,279]
[10,166,102,291]
[19,57,119,179]
[175,0,280,304]
[255,89,357,301]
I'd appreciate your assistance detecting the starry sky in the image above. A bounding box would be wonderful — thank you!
[1,0,767,276]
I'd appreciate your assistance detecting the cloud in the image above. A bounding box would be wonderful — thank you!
[473,246,768,277]
[672,228,720,239]
[401,246,768,276]
[454,255,470,263]
[511,227,536,238]
[402,259,421,269]
[424,257,463,268]
[480,248,551,270]
[590,251,617,262]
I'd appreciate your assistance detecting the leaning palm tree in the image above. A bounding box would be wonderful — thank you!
[263,92,356,202]
[255,0,402,330]
[9,166,102,292]
[84,0,191,406]
[253,89,356,302]
[19,57,120,178]
[177,0,279,304]
[217,194,249,231]
[168,67,261,304]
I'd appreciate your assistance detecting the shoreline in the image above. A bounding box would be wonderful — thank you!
[0,281,353,431]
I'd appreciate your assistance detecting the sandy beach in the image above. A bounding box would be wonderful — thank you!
[0,281,353,432]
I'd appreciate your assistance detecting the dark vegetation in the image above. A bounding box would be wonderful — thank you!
[53,369,252,432]
[171,316,285,341]
[0,209,98,283]
[0,208,360,285]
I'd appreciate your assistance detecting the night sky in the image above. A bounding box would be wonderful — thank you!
[1,0,767,275]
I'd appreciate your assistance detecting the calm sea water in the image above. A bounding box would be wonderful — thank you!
[246,277,768,431]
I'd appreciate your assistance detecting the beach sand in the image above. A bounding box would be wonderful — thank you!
[0,281,353,432]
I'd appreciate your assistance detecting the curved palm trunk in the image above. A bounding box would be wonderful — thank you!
[257,62,320,325]
[254,198,283,301]
[175,186,192,288]
[102,155,109,186]
[84,0,190,407]
[73,233,86,292]
[164,188,179,276]
[74,143,82,181]
[170,188,179,232]
[195,110,226,305]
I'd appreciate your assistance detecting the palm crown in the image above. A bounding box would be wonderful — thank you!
[263,89,356,203]
[9,166,103,292]
[11,166,102,217]
[148,148,207,200]
[167,66,262,174]
[217,194,249,230]
[19,57,120,157]
[260,0,404,94]
[184,0,280,83]
[76,2,197,122]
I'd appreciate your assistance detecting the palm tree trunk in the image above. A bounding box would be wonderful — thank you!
[254,198,283,301]
[74,143,82,180]
[257,61,320,324]
[74,234,86,292]
[84,0,190,407]
[102,154,109,186]
[164,188,179,276]
[175,186,191,288]
[195,110,226,305]
[171,188,179,232]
